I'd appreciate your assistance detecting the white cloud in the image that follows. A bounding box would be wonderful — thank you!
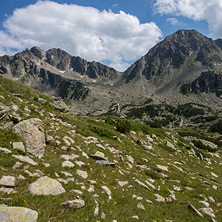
[0,1,162,71]
[154,0,222,38]
[167,18,180,26]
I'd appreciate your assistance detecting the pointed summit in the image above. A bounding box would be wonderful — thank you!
[123,29,221,82]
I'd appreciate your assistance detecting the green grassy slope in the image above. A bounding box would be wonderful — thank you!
[0,76,222,222]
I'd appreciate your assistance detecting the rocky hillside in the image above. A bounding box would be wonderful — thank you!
[0,76,222,222]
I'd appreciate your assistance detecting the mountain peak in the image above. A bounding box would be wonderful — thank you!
[123,29,222,82]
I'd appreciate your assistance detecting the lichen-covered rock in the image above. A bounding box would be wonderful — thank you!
[12,118,46,158]
[0,206,38,222]
[28,176,66,195]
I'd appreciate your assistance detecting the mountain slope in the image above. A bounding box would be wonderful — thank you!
[0,77,222,221]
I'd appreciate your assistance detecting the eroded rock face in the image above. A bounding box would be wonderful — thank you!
[28,176,66,195]
[0,206,38,222]
[12,118,46,158]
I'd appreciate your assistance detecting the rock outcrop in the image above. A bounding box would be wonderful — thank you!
[12,118,46,158]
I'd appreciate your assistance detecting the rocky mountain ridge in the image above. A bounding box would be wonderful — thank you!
[1,29,222,117]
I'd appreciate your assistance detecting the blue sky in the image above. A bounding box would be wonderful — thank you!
[0,0,221,71]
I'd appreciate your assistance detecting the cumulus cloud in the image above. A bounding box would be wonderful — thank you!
[0,1,162,71]
[154,0,222,38]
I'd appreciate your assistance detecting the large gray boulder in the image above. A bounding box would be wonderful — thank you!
[0,206,38,222]
[28,176,66,195]
[12,118,46,158]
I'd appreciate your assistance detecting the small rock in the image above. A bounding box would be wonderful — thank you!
[0,187,15,194]
[12,155,38,166]
[60,154,79,160]
[154,194,165,202]
[199,208,215,218]
[118,181,129,187]
[199,201,210,207]
[101,185,112,197]
[0,176,16,187]
[157,165,168,172]
[13,162,23,170]
[208,197,215,203]
[13,142,26,152]
[126,155,134,163]
[88,185,95,192]
[135,179,151,191]
[137,202,145,210]
[96,160,116,167]
[62,199,85,208]
[211,172,218,178]
[94,200,99,216]
[70,190,83,195]
[61,171,73,178]
[76,170,88,179]
[75,161,85,167]
[91,151,107,161]
[0,147,12,154]
[101,211,106,219]
[62,161,75,168]
[38,98,47,104]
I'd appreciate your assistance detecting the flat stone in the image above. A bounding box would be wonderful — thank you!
[0,206,38,222]
[70,190,83,195]
[118,181,129,187]
[62,161,75,168]
[154,194,165,202]
[12,155,38,166]
[199,201,210,207]
[126,155,134,163]
[62,199,85,208]
[0,187,15,194]
[13,162,23,169]
[12,142,25,152]
[101,185,112,196]
[137,202,145,210]
[75,161,85,167]
[199,208,215,218]
[135,179,151,191]
[211,172,218,178]
[96,160,115,167]
[0,176,16,187]
[157,165,168,172]
[76,170,88,179]
[60,154,79,160]
[29,176,66,195]
[60,171,73,178]
[91,151,107,160]
[0,147,12,154]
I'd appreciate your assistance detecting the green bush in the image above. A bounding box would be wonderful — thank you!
[116,119,131,134]
[209,119,222,133]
